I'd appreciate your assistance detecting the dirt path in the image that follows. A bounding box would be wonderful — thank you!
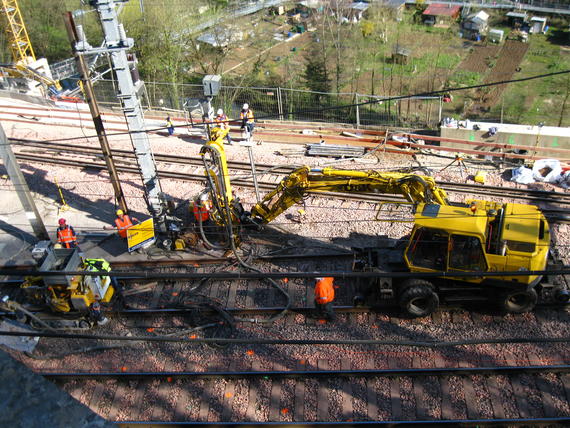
[458,44,501,73]
[468,40,529,114]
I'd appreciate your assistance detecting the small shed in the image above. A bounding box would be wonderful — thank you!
[461,10,489,40]
[384,0,406,21]
[488,28,504,43]
[506,11,527,28]
[422,3,461,27]
[530,16,547,34]
[391,45,411,64]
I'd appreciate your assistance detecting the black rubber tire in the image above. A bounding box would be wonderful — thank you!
[499,288,538,314]
[398,280,439,318]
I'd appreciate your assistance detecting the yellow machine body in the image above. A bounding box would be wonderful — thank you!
[404,201,550,285]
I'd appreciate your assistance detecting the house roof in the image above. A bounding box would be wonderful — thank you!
[351,2,370,11]
[506,11,527,19]
[385,0,406,8]
[423,3,461,17]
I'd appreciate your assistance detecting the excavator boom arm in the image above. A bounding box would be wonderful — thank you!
[250,167,449,224]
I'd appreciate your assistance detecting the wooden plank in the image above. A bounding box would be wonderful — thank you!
[129,379,148,420]
[268,362,285,421]
[149,282,164,308]
[198,362,216,422]
[107,381,128,421]
[88,382,106,416]
[221,361,238,421]
[462,376,479,419]
[439,376,454,420]
[511,375,531,418]
[562,374,570,406]
[389,376,402,420]
[245,280,255,308]
[245,361,262,421]
[388,355,402,419]
[168,281,183,305]
[365,359,378,420]
[535,375,557,417]
[486,377,506,419]
[412,356,427,420]
[317,359,329,421]
[341,359,353,421]
[294,361,306,422]
[152,361,175,421]
[226,279,239,309]
[173,380,191,421]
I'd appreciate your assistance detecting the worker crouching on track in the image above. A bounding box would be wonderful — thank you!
[104,209,140,238]
[56,218,78,249]
[215,109,233,145]
[193,194,213,244]
[314,277,335,321]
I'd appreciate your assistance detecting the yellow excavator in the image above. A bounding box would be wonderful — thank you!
[200,127,567,316]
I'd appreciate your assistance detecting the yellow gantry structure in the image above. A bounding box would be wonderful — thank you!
[0,0,35,64]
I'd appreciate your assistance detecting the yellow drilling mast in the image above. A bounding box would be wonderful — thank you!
[0,0,35,65]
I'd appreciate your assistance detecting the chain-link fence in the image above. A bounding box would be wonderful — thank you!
[94,79,443,129]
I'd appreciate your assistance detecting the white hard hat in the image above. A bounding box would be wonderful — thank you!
[242,103,249,110]
[199,193,209,201]
[217,108,223,115]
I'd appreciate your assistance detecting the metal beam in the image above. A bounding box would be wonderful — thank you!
[0,123,49,241]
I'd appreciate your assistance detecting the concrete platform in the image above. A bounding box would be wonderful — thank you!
[0,350,115,428]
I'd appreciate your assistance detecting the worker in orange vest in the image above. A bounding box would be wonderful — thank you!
[56,218,78,249]
[314,277,335,321]
[240,103,254,140]
[105,209,139,238]
[193,194,212,225]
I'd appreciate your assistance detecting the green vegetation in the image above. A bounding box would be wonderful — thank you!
[448,70,482,87]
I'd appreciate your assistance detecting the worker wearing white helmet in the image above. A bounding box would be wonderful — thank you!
[240,103,255,140]
[214,108,233,145]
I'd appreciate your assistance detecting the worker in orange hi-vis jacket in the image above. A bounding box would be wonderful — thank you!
[314,277,335,321]
[104,209,139,239]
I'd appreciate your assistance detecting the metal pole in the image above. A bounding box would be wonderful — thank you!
[63,12,129,215]
[0,123,49,241]
[277,87,284,121]
[355,93,360,129]
[247,146,261,203]
[438,96,443,125]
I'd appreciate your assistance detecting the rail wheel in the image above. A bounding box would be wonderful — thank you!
[398,280,439,317]
[499,288,538,313]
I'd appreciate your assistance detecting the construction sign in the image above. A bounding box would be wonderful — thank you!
[127,217,156,252]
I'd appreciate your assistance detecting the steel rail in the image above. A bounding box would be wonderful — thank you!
[40,364,570,380]
[112,417,570,426]
[14,144,570,206]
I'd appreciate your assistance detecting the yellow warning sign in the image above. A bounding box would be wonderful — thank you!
[127,218,156,252]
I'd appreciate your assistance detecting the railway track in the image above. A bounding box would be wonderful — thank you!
[43,360,570,424]
[11,140,570,219]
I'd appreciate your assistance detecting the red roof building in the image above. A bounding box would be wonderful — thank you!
[422,3,460,27]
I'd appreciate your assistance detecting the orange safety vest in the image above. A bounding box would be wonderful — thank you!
[115,215,134,238]
[240,109,254,123]
[315,277,335,304]
[57,226,77,248]
[215,114,229,129]
[193,202,210,222]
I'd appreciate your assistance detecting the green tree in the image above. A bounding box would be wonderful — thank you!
[302,43,331,95]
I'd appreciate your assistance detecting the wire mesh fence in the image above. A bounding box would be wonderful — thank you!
[93,79,443,128]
